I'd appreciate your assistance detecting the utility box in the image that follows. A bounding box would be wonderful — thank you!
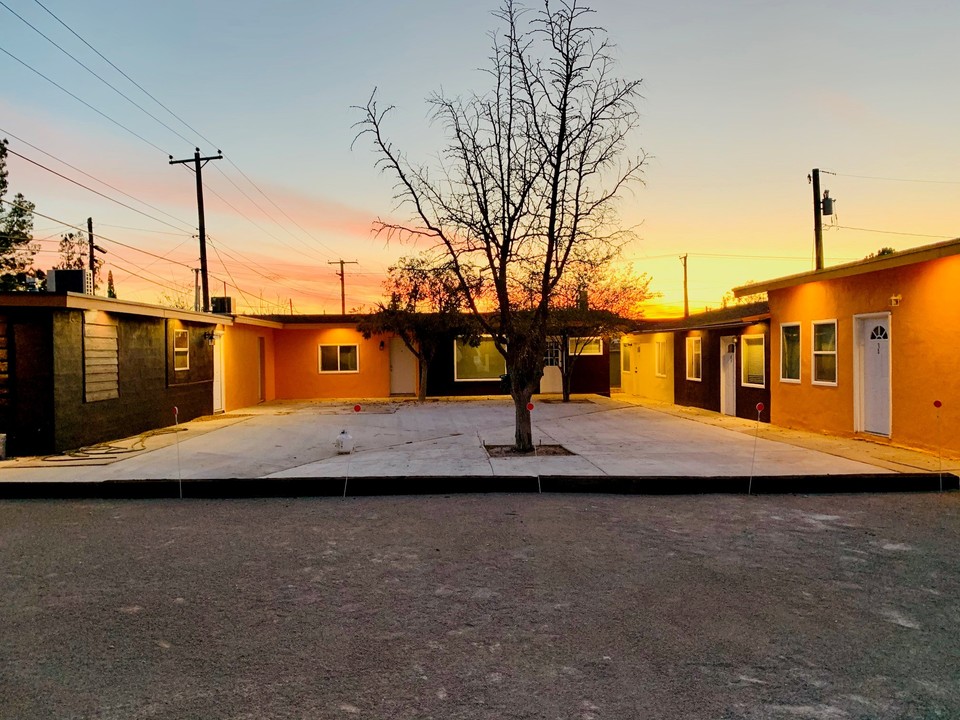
[47,269,92,294]
[211,296,233,314]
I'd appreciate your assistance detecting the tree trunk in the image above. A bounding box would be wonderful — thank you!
[511,381,536,451]
[561,335,572,403]
[417,358,429,402]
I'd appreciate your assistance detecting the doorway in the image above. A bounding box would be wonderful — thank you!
[855,313,891,436]
[720,335,737,416]
[212,331,225,413]
[389,337,417,395]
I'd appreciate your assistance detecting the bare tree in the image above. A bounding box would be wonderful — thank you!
[355,0,645,450]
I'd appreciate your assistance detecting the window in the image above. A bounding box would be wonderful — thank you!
[780,323,800,382]
[569,337,602,355]
[544,339,562,367]
[319,344,359,373]
[622,343,631,372]
[685,336,701,381]
[173,329,190,371]
[655,340,667,378]
[454,337,506,381]
[812,320,837,385]
[741,335,765,388]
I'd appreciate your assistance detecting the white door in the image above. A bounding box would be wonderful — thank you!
[720,336,737,416]
[212,332,225,413]
[389,337,417,395]
[861,318,891,435]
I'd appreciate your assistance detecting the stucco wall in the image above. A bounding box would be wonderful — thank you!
[769,254,960,456]
[620,332,674,403]
[273,325,390,400]
[223,322,276,410]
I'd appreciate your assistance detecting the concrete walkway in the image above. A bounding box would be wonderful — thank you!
[1,395,955,495]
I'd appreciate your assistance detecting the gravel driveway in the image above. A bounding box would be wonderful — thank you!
[2,492,958,719]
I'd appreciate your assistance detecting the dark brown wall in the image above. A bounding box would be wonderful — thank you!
[50,312,215,453]
[426,336,507,397]
[673,325,771,423]
[674,329,720,412]
[0,310,55,455]
[568,343,612,396]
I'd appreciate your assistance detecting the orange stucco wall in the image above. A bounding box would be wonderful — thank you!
[769,254,960,456]
[273,325,391,399]
[222,322,276,410]
[620,332,674,403]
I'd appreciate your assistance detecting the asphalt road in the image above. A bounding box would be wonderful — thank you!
[2,493,958,719]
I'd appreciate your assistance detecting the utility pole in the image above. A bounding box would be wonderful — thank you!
[169,148,222,311]
[328,259,358,314]
[193,268,201,312]
[811,168,824,270]
[680,253,689,318]
[86,217,106,295]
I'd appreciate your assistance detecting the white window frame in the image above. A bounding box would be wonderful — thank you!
[318,344,359,374]
[685,336,702,382]
[544,339,562,367]
[740,334,765,389]
[811,319,838,386]
[655,339,667,378]
[569,336,602,356]
[454,336,506,382]
[779,322,801,383]
[173,329,190,372]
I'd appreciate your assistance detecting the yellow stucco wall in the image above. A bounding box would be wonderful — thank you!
[273,325,391,400]
[769,254,960,456]
[620,332,674,403]
[222,322,276,411]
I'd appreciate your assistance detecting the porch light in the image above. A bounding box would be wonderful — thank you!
[203,331,216,346]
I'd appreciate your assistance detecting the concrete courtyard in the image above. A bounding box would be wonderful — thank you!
[1,396,954,494]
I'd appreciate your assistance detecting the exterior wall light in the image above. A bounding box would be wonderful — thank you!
[889,294,902,307]
[203,331,216,346]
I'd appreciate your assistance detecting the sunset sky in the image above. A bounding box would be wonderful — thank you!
[2,0,957,316]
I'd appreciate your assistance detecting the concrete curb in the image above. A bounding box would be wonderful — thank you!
[0,473,956,499]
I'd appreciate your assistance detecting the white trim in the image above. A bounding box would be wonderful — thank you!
[685,336,702,382]
[740,334,765,388]
[318,344,360,374]
[654,339,667,378]
[853,312,892,436]
[173,329,190,371]
[811,319,838,387]
[779,322,801,383]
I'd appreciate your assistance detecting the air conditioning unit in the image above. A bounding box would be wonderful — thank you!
[47,269,91,294]
[211,296,233,314]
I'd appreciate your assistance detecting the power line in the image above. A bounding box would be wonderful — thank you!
[826,170,960,185]
[211,163,334,263]
[221,157,341,257]
[830,225,955,239]
[0,126,196,231]
[22,0,339,265]
[30,0,216,149]
[0,1,195,147]
[4,145,195,232]
[0,45,168,155]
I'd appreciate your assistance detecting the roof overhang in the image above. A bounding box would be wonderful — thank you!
[733,237,960,296]
[0,292,232,324]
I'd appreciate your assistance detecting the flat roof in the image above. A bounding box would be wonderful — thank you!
[733,237,960,296]
[0,292,232,324]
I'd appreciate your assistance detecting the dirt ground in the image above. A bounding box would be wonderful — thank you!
[1,492,958,719]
